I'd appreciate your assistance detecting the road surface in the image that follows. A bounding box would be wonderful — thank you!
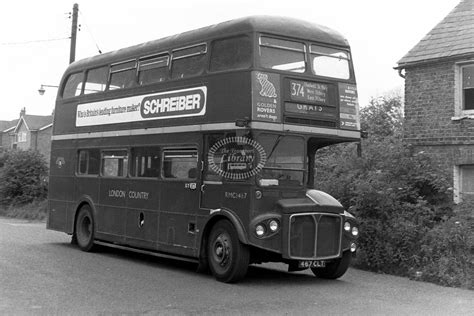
[0,217,472,315]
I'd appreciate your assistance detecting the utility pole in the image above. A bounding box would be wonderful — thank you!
[69,3,79,64]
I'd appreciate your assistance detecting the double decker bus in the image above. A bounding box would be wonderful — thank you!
[47,16,360,283]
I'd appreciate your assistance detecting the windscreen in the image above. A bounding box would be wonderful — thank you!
[257,134,305,186]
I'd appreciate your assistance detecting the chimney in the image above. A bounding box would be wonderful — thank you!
[20,107,26,117]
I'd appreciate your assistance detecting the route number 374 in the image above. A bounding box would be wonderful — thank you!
[291,82,305,98]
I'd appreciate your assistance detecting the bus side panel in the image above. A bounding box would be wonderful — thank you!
[124,178,160,249]
[219,183,251,228]
[96,177,128,239]
[158,180,198,257]
[47,141,76,233]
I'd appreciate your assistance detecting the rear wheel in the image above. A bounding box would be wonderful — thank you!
[207,220,249,283]
[311,250,351,279]
[75,205,96,252]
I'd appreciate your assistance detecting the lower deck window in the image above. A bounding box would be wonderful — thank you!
[162,148,198,179]
[102,150,128,177]
[78,149,100,175]
[131,147,160,178]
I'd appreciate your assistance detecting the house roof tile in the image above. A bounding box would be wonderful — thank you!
[397,0,474,68]
[22,115,53,131]
[0,120,18,132]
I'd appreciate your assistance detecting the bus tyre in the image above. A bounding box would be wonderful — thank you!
[75,205,96,252]
[207,220,249,283]
[311,250,351,279]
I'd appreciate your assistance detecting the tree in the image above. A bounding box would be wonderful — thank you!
[0,149,48,205]
[360,92,404,138]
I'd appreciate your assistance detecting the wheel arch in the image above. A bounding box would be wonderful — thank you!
[72,196,97,235]
[197,208,249,266]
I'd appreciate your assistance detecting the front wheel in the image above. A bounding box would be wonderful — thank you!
[311,250,351,279]
[207,220,249,283]
[75,205,97,252]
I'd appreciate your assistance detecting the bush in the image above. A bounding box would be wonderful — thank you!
[0,149,48,206]
[417,202,473,289]
[314,93,473,289]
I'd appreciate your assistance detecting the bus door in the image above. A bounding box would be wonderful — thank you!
[200,134,228,210]
[158,147,200,256]
[200,132,255,214]
[200,132,255,233]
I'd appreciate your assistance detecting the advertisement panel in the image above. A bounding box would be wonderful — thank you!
[251,72,281,123]
[76,86,207,127]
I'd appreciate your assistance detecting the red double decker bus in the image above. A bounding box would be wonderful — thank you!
[47,16,360,283]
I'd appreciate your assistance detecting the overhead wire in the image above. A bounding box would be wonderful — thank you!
[78,10,103,54]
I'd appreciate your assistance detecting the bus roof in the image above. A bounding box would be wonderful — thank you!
[67,15,349,72]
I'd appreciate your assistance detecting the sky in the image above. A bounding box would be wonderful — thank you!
[0,0,461,121]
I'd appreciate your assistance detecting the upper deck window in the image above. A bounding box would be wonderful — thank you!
[259,36,305,73]
[310,45,350,79]
[210,36,252,72]
[171,44,207,79]
[62,72,84,98]
[138,54,169,85]
[84,66,108,94]
[109,60,136,90]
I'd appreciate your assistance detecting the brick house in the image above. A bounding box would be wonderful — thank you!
[1,108,53,165]
[396,0,474,203]
[0,120,17,151]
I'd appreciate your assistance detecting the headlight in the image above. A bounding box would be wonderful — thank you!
[344,222,351,232]
[352,227,359,236]
[269,220,279,232]
[256,225,265,237]
[350,243,357,252]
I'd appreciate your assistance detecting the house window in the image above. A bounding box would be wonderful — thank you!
[455,63,474,118]
[454,164,474,203]
[462,64,474,111]
[16,132,27,143]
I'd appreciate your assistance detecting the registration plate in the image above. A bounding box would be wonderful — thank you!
[297,260,326,268]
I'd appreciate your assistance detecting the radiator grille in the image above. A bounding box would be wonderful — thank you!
[289,214,342,259]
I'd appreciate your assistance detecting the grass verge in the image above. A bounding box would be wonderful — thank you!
[0,199,47,221]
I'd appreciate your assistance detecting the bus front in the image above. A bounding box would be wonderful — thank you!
[245,32,360,277]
